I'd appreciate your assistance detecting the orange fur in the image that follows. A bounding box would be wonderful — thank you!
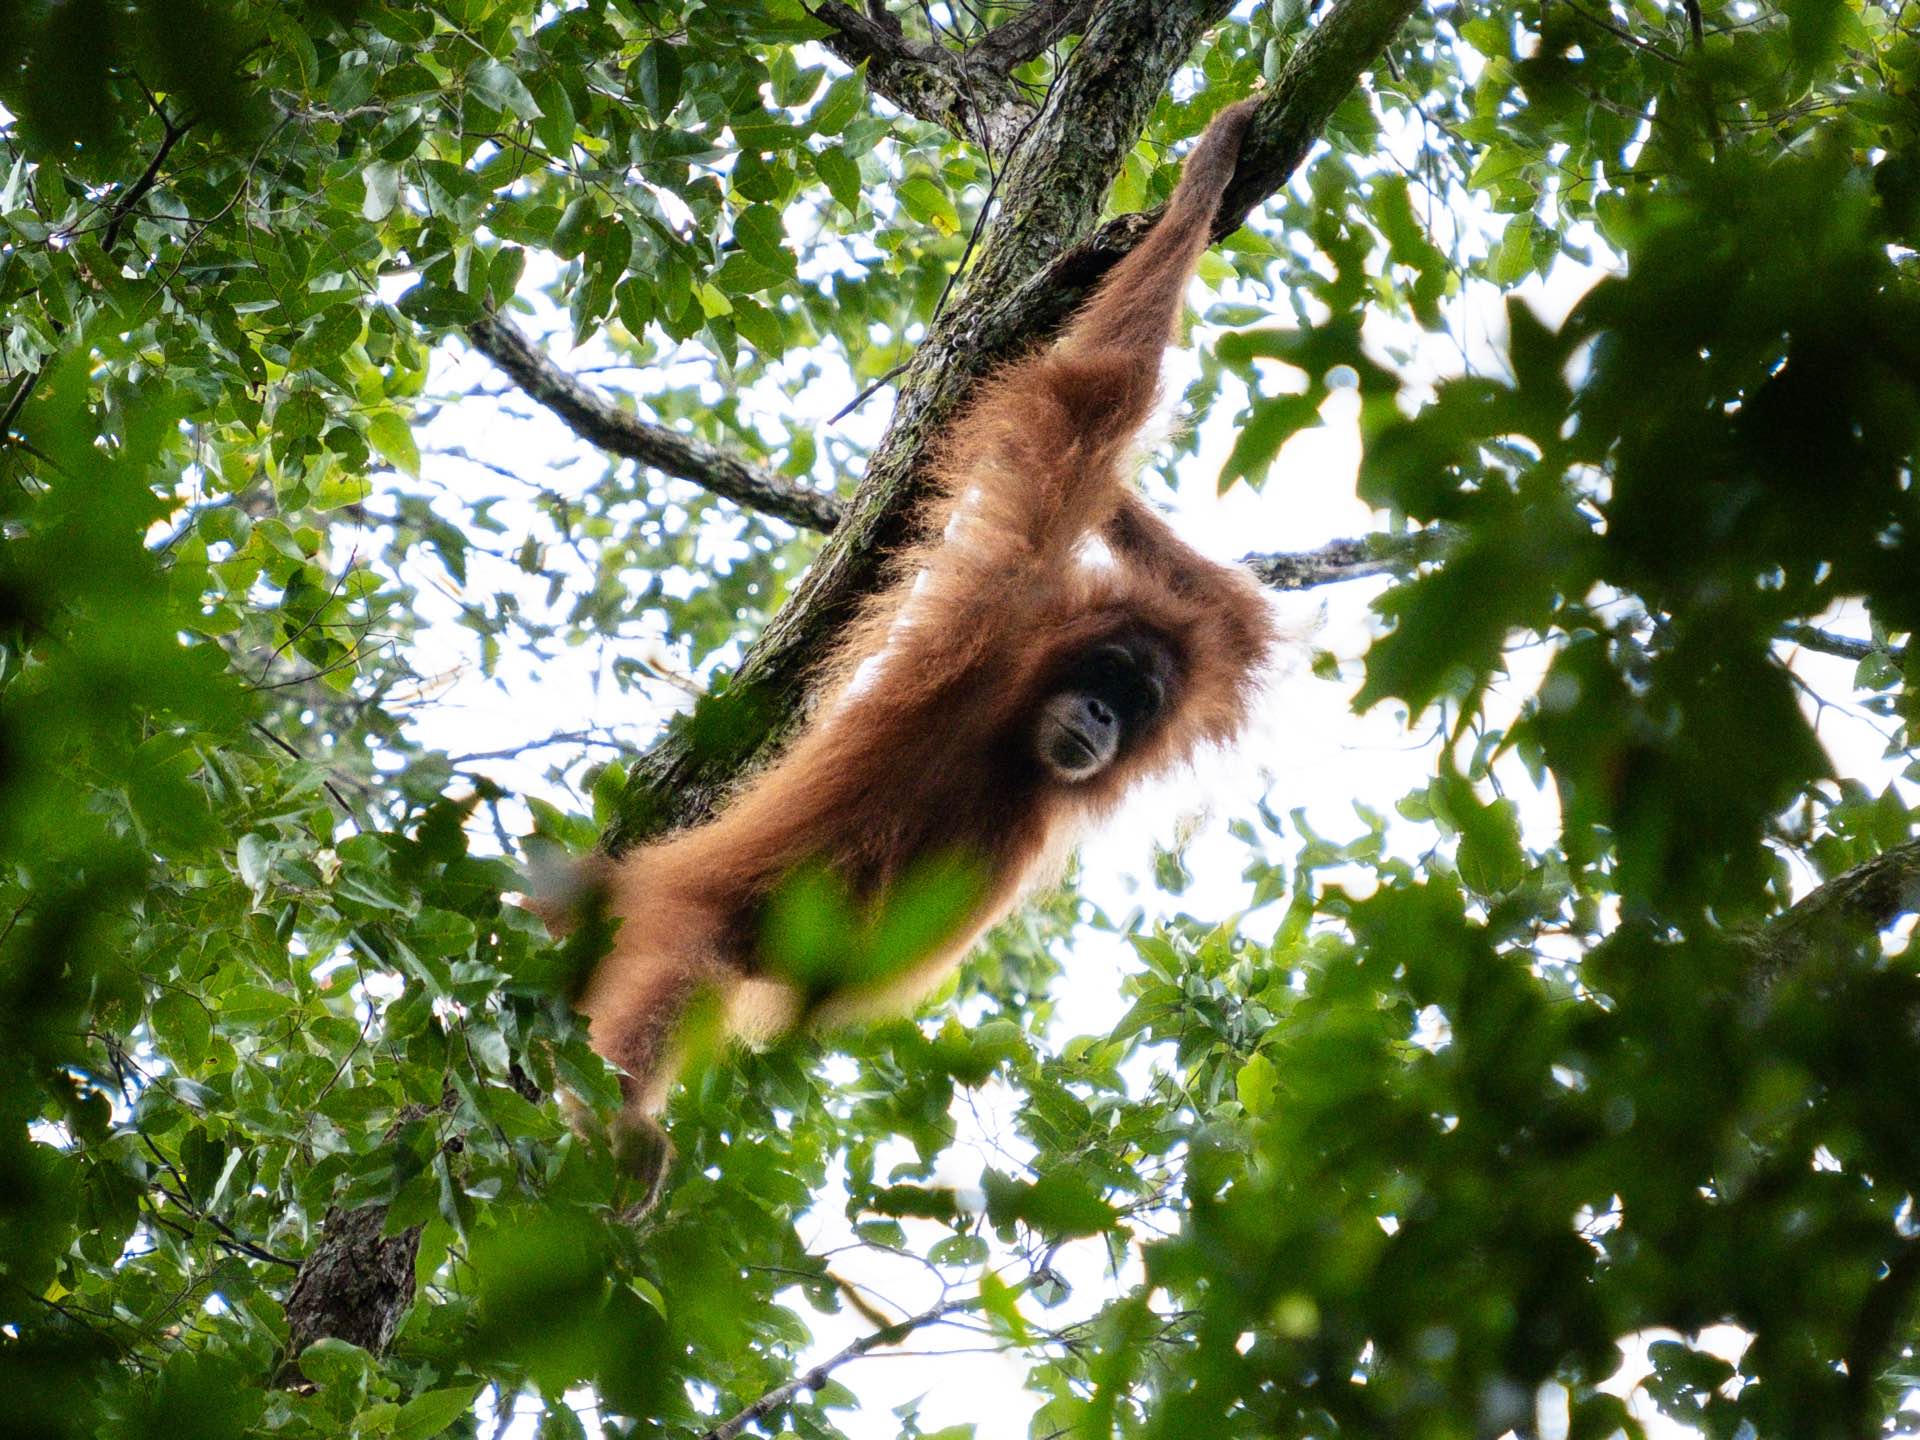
[579,97,1277,1145]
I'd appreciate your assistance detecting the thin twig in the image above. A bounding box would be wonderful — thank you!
[448,729,634,765]
[0,367,40,441]
[828,361,913,423]
[139,1134,303,1268]
[1557,0,1685,63]
[698,1296,976,1440]
[103,107,196,253]
[251,721,359,819]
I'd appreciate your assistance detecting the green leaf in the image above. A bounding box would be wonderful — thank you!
[1236,1052,1278,1115]
[810,70,866,134]
[150,991,212,1071]
[292,305,363,368]
[1488,214,1535,285]
[276,388,327,441]
[314,471,374,511]
[633,43,683,116]
[979,1270,1030,1344]
[410,907,477,958]
[368,411,420,477]
[730,295,782,353]
[711,252,786,294]
[732,204,795,275]
[236,832,270,901]
[811,144,861,214]
[550,195,595,259]
[1467,144,1528,192]
[896,174,960,236]
[528,72,576,156]
[467,59,541,121]
[363,161,403,221]
[216,984,296,1025]
[394,1385,484,1440]
[1218,392,1320,489]
[982,1170,1116,1239]
[1456,791,1526,897]
[300,1337,374,1396]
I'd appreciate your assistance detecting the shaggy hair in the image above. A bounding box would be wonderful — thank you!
[578,96,1277,1148]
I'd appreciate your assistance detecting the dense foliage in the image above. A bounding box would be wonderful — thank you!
[2,0,1918,1436]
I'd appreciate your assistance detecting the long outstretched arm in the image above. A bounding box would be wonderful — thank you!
[1055,95,1262,374]
[929,96,1263,573]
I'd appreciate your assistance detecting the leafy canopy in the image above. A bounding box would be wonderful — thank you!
[2,0,1919,1437]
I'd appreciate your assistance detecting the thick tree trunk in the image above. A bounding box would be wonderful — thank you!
[287,0,1423,1360]
[603,0,1425,853]
[283,1205,420,1361]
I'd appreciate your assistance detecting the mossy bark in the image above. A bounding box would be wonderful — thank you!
[607,0,1423,852]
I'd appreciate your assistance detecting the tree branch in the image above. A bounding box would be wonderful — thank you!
[138,1133,302,1269]
[474,302,1432,593]
[0,366,39,443]
[463,311,842,534]
[1764,837,1920,966]
[472,298,1444,598]
[812,1,1037,155]
[472,295,1438,597]
[1242,530,1436,590]
[972,0,1102,71]
[1000,0,1427,342]
[103,107,194,253]
[699,1297,974,1440]
[448,728,635,766]
[1714,830,1920,1014]
[1777,622,1907,666]
[605,0,1422,852]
